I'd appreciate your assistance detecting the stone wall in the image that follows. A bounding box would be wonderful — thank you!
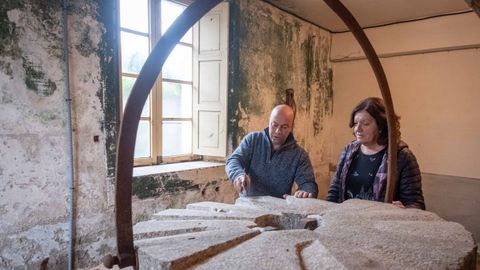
[0,0,119,268]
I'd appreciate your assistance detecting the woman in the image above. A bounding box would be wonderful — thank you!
[327,97,425,209]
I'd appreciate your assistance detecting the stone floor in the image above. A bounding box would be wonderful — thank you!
[96,196,478,269]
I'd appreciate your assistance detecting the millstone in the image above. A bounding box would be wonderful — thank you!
[133,197,477,269]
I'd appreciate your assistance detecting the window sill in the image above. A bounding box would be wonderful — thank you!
[133,161,225,177]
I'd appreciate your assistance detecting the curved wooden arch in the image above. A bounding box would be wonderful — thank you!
[105,0,397,268]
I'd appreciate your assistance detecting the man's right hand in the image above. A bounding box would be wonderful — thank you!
[233,175,250,194]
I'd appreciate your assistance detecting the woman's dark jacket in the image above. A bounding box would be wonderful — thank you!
[327,140,425,209]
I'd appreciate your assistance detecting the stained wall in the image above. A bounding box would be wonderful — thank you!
[0,0,119,268]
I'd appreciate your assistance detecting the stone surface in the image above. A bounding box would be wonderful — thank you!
[152,208,249,220]
[314,199,478,270]
[136,229,260,270]
[186,201,279,215]
[192,230,320,270]
[133,219,256,240]
[235,195,333,215]
[134,196,477,270]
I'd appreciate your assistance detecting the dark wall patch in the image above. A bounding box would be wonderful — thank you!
[161,174,198,193]
[0,60,14,79]
[312,40,333,135]
[96,0,120,178]
[1,1,62,94]
[28,0,63,59]
[70,0,121,177]
[22,56,57,96]
[132,175,160,199]
[227,0,242,149]
[0,1,23,59]
[301,35,315,111]
[132,174,199,199]
[75,25,95,58]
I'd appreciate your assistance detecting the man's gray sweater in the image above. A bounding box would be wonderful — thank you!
[225,128,318,198]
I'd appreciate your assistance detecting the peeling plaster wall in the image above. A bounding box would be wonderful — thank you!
[0,0,119,269]
[228,0,334,198]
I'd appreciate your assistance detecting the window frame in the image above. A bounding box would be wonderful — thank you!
[119,0,196,166]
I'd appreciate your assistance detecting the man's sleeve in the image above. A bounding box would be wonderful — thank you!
[225,133,253,182]
[294,152,318,198]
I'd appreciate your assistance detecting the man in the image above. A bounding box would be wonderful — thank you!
[225,105,318,198]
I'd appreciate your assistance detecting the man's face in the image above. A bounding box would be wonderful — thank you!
[269,110,293,150]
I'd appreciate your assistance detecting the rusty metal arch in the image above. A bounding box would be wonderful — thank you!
[104,0,398,268]
[103,0,224,268]
[322,0,398,203]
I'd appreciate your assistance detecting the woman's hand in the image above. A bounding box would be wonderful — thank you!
[392,200,406,209]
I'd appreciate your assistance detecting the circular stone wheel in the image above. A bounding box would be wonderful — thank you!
[131,196,477,270]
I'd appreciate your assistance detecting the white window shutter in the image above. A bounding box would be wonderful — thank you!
[192,1,229,157]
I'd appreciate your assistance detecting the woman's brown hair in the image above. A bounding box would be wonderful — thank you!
[349,97,401,145]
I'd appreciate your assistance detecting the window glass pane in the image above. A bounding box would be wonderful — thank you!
[163,44,192,81]
[135,120,151,158]
[120,0,149,33]
[162,82,192,118]
[121,31,149,74]
[162,121,192,156]
[161,0,192,43]
[122,76,150,117]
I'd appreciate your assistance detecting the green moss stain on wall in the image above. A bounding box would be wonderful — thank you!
[96,0,120,178]
[133,175,160,199]
[312,38,333,135]
[0,60,13,79]
[22,56,57,96]
[75,25,95,58]
[161,175,198,193]
[301,34,314,111]
[270,15,299,107]
[0,1,22,60]
[132,174,199,199]
[1,0,62,95]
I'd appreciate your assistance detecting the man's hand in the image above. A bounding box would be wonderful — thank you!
[293,190,314,198]
[233,175,250,194]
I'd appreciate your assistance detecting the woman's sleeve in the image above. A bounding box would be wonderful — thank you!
[327,147,347,203]
[396,149,426,209]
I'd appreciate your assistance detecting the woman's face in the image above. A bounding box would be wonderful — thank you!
[353,110,380,147]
